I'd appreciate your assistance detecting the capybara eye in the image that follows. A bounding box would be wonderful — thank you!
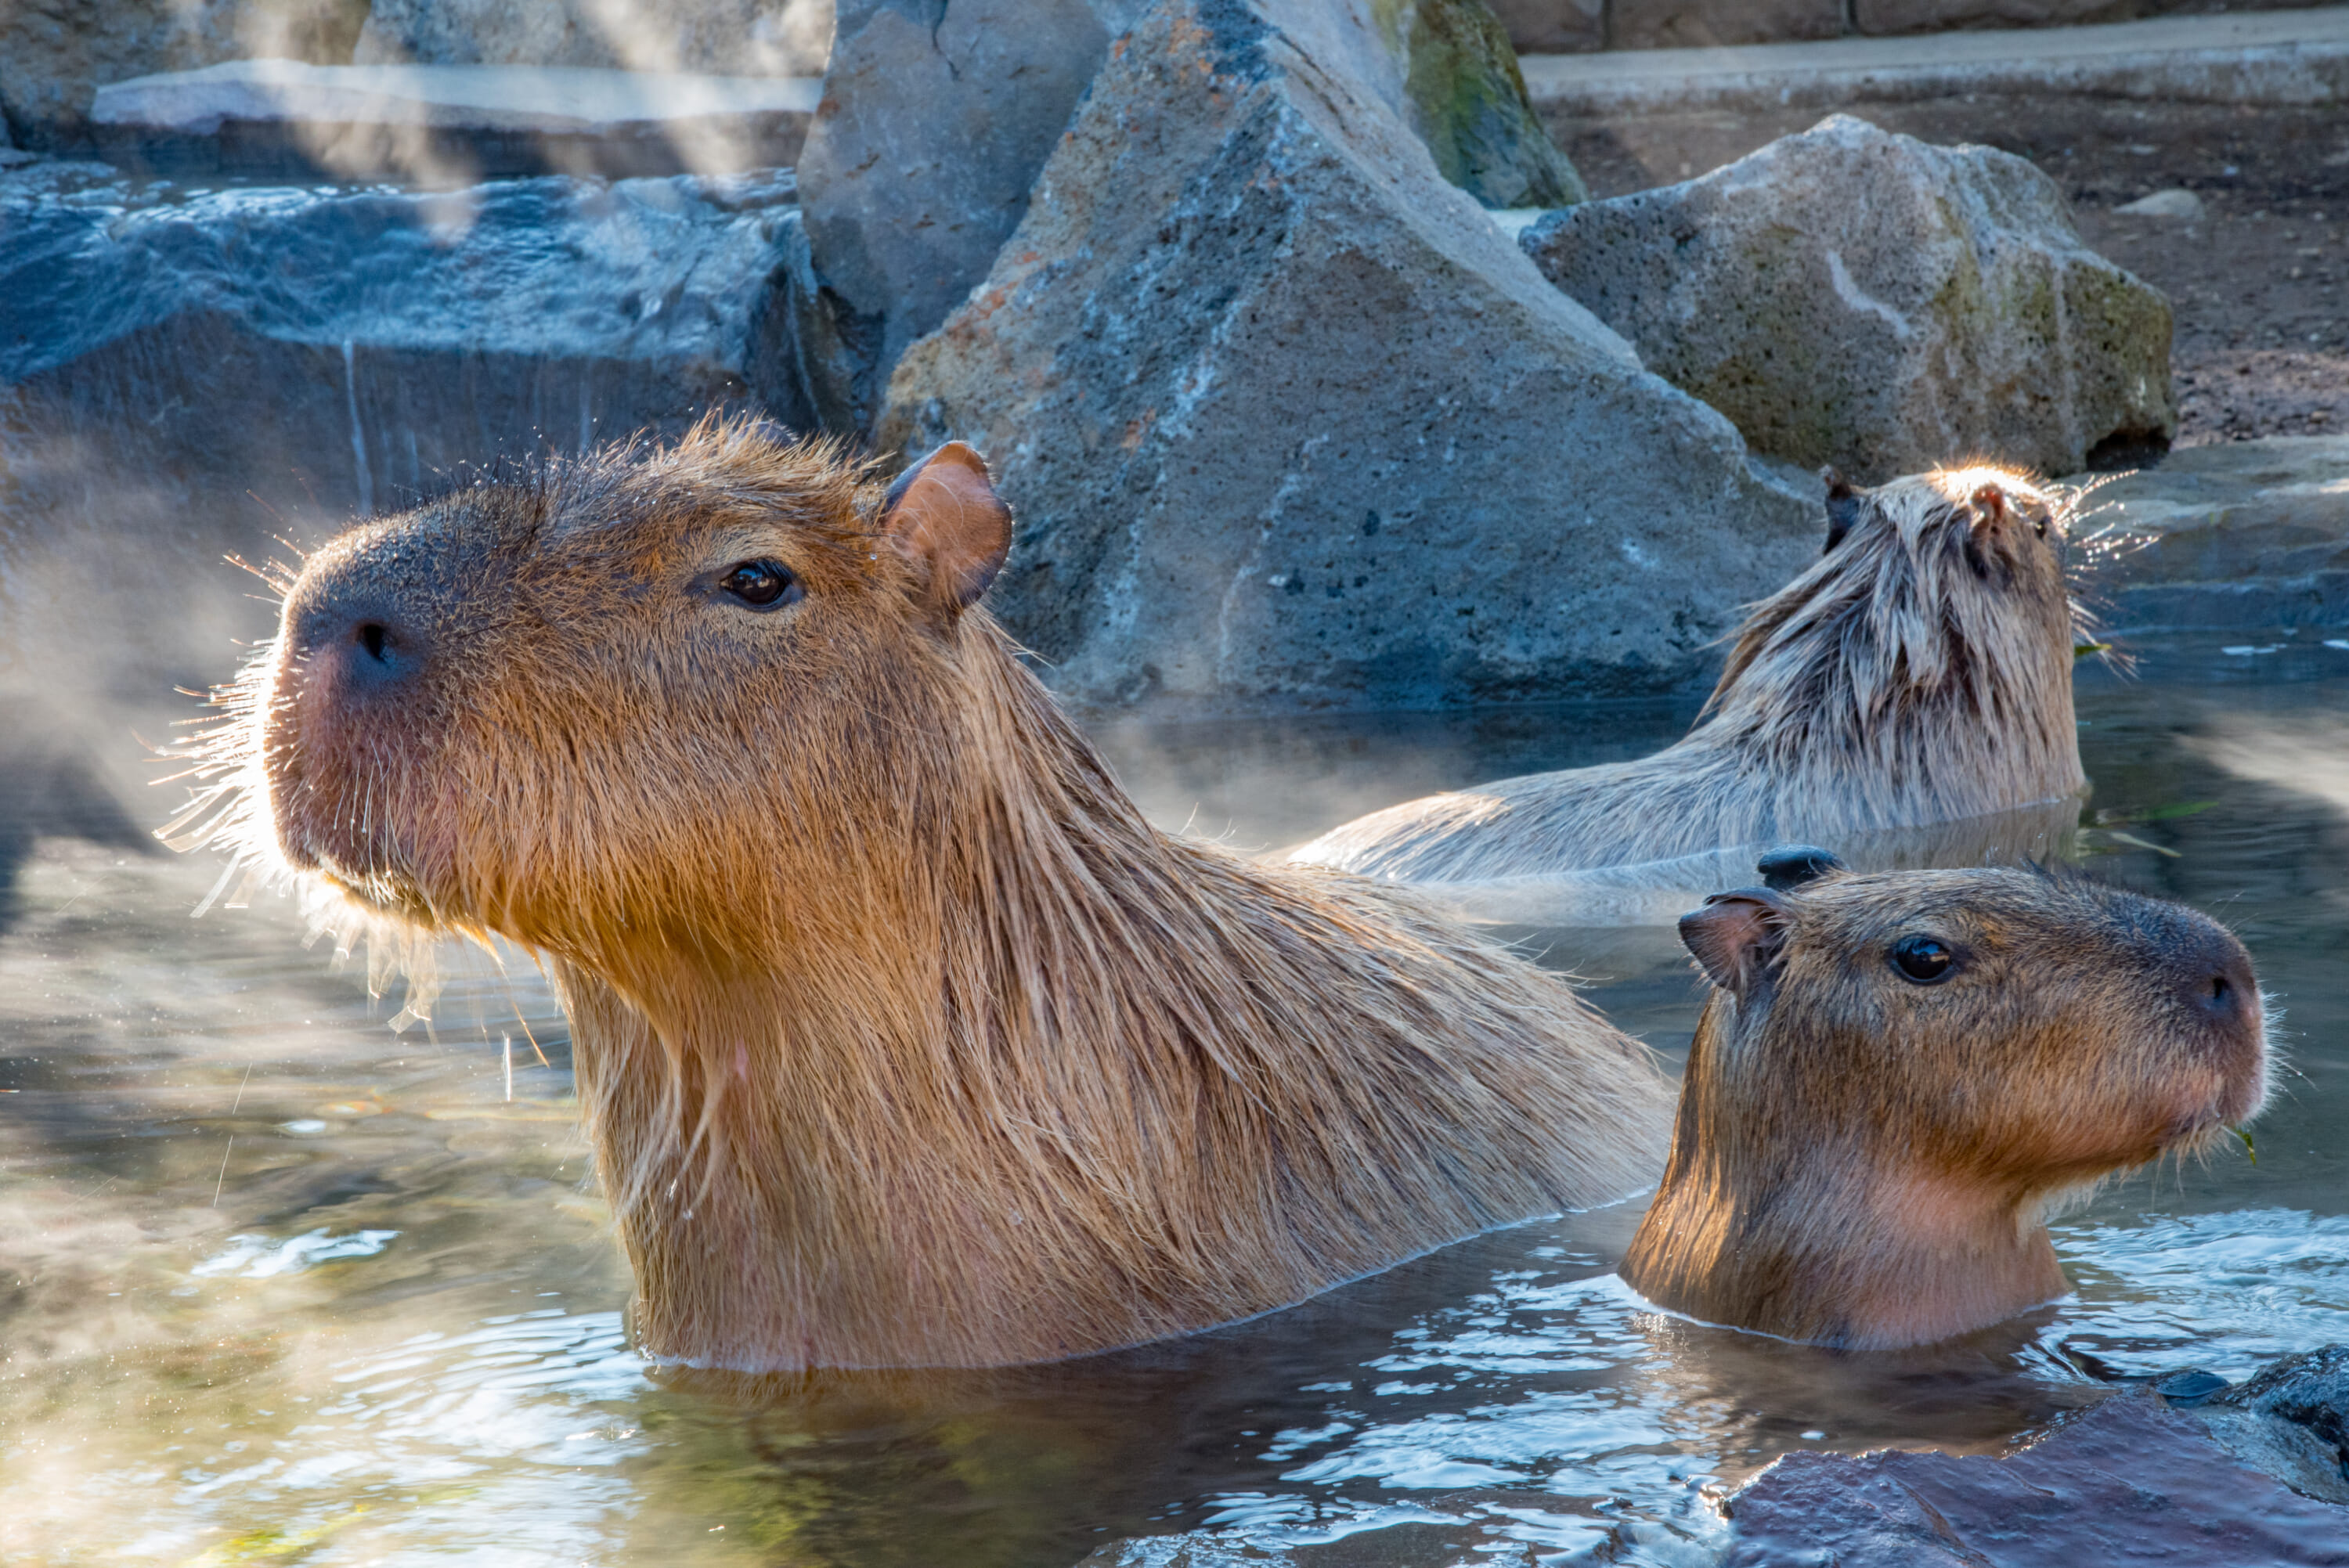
[1890,935,1956,983]
[719,560,801,609]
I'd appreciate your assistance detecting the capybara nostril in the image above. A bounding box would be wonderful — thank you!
[356,621,391,664]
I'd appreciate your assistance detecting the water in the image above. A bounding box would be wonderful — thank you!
[2,640,2347,1566]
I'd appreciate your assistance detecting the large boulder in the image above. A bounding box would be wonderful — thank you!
[796,0,1145,424]
[0,160,810,690]
[799,0,1579,421]
[1522,114,2178,483]
[877,0,1817,716]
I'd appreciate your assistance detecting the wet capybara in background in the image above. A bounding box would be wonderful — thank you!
[1291,467,2086,887]
[169,420,1673,1371]
[1623,849,2268,1350]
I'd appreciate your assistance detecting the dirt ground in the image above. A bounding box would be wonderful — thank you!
[1544,97,2349,449]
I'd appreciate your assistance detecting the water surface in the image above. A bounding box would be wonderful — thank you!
[2,640,2345,1566]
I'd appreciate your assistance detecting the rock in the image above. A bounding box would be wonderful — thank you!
[88,60,817,180]
[877,0,1817,716]
[796,0,1143,418]
[2209,1344,2349,1500]
[2079,435,2349,635]
[1521,114,2178,483]
[1722,1387,2349,1567]
[353,0,834,77]
[801,0,1579,420]
[0,160,811,687]
[1381,0,1585,209]
[1613,0,1843,49]
[0,0,368,150]
[2116,186,2207,220]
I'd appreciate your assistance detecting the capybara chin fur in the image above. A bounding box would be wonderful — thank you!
[168,419,1673,1371]
[1290,467,2087,884]
[1622,852,2268,1351]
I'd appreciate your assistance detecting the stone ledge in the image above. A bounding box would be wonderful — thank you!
[86,61,819,180]
[2080,436,2349,634]
[1521,4,2349,111]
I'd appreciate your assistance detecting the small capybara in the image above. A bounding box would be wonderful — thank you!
[1290,467,2085,888]
[168,420,1673,1371]
[1622,848,2268,1350]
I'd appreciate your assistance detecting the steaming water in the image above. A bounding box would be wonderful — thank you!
[2,640,2346,1566]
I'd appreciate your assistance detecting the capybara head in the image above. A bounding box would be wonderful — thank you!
[1708,466,2082,788]
[180,420,1016,979]
[1622,850,2267,1350]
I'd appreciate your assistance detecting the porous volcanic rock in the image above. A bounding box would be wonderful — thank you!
[796,0,1145,417]
[878,0,1817,716]
[1522,114,2178,483]
[801,0,1578,420]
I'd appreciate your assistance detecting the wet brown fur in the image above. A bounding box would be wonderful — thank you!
[1622,865,2268,1350]
[1291,467,2087,883]
[168,420,1672,1371]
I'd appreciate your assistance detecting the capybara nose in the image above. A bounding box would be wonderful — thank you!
[290,588,429,701]
[2189,953,2259,1030]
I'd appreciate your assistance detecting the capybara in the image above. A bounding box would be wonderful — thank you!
[167,420,1673,1371]
[1622,848,2268,1350]
[1290,467,2085,891]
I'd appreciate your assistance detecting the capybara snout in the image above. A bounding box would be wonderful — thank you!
[1628,852,2267,1349]
[1686,860,2268,1166]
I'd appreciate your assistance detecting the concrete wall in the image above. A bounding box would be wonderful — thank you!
[1494,0,2330,52]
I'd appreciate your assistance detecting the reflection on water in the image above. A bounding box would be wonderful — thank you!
[2,644,2347,1566]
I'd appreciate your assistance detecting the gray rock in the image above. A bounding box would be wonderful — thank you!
[2210,1343,2349,1500]
[2115,187,2206,220]
[1722,1387,2349,1566]
[0,161,809,687]
[2079,436,2349,634]
[799,0,1579,420]
[796,0,1142,416]
[877,0,1817,716]
[1382,0,1586,209]
[1522,114,2178,484]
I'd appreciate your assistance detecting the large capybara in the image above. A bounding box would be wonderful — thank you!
[1290,468,2086,892]
[1622,848,2268,1350]
[167,420,1673,1371]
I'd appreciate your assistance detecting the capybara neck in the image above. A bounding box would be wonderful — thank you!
[174,421,1672,1370]
[1622,857,2267,1350]
[1291,467,2087,882]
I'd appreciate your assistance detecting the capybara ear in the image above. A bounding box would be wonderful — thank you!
[1968,481,2008,532]
[881,443,1014,614]
[1757,844,1846,892]
[1680,890,1788,997]
[1821,469,1861,555]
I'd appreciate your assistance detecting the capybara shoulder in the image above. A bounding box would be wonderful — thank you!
[171,418,1673,1371]
[1622,849,2267,1350]
[1290,467,2087,885]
